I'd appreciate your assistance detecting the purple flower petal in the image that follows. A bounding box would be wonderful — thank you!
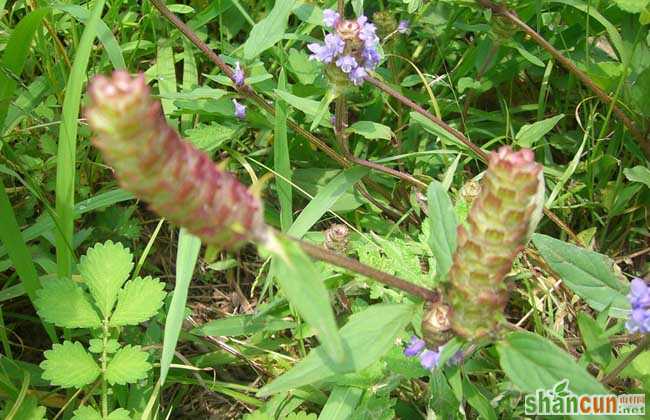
[349,66,367,85]
[419,349,439,370]
[233,61,245,86]
[362,47,381,70]
[397,20,410,34]
[233,99,246,119]
[322,9,340,27]
[404,336,426,357]
[629,278,650,309]
[336,55,358,73]
[324,33,345,56]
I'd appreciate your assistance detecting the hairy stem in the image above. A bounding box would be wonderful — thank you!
[290,234,439,302]
[475,0,650,159]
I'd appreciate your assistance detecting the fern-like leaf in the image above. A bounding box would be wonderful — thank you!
[105,345,151,385]
[34,278,101,328]
[78,240,134,318]
[110,276,166,326]
[40,341,100,388]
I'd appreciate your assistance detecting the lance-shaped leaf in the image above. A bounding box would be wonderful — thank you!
[78,240,133,318]
[426,180,457,281]
[40,341,100,388]
[34,277,101,328]
[105,345,152,385]
[110,276,167,326]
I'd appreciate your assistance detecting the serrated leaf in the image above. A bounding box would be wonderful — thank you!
[427,180,457,281]
[105,345,151,385]
[258,303,414,396]
[72,406,102,420]
[34,277,101,328]
[78,241,134,318]
[107,408,132,420]
[243,0,296,60]
[89,338,120,354]
[532,234,629,317]
[110,276,166,326]
[41,341,100,388]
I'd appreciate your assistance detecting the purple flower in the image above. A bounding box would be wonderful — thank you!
[404,336,426,356]
[626,278,650,334]
[322,9,340,27]
[358,20,379,48]
[308,34,344,63]
[397,20,410,34]
[629,278,650,309]
[336,55,358,73]
[349,66,367,85]
[419,349,440,370]
[233,99,246,119]
[362,47,381,70]
[233,61,245,86]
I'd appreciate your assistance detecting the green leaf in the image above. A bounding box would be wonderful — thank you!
[270,236,345,364]
[89,338,120,354]
[2,395,46,420]
[346,121,393,140]
[258,303,414,396]
[310,90,337,131]
[107,409,132,420]
[184,123,234,152]
[613,0,649,13]
[515,114,564,148]
[576,312,612,367]
[41,341,100,388]
[78,240,134,318]
[462,376,497,420]
[275,89,328,120]
[110,276,166,326]
[318,386,364,420]
[624,165,650,188]
[160,229,201,385]
[532,234,630,317]
[34,277,101,328]
[243,0,296,60]
[72,407,102,420]
[275,69,292,232]
[497,332,615,419]
[106,345,152,385]
[426,180,457,280]
[288,166,368,238]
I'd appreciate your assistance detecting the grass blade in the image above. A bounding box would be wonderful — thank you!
[54,0,106,278]
[288,166,368,238]
[0,8,50,129]
[159,228,201,385]
[0,179,56,342]
[275,68,292,231]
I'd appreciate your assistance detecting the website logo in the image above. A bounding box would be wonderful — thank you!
[524,379,645,416]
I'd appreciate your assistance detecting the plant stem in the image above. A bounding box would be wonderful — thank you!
[101,320,109,418]
[474,0,650,159]
[289,234,439,302]
[601,335,650,385]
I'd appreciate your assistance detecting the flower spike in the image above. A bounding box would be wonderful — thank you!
[86,71,267,250]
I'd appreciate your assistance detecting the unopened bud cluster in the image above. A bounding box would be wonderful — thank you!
[447,146,543,339]
[86,71,267,249]
[307,9,381,86]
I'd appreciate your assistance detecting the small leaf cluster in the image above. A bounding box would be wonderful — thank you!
[34,240,166,395]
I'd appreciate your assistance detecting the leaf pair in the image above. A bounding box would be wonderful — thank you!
[35,240,166,328]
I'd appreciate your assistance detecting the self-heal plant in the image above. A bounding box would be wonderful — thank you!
[626,278,650,334]
[307,9,381,86]
[34,241,166,419]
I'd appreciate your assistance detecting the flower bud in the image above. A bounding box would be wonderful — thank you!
[448,146,543,339]
[85,71,267,249]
